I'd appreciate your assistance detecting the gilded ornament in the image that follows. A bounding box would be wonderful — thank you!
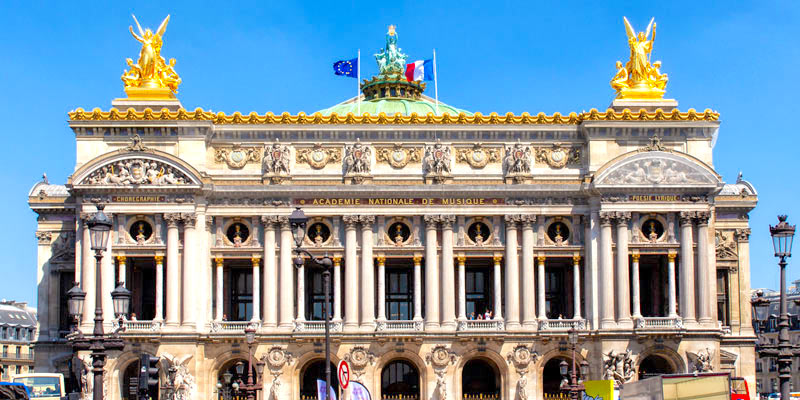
[214,143,260,169]
[456,143,500,168]
[611,17,669,99]
[376,144,421,168]
[121,15,181,99]
[296,143,341,169]
[535,143,581,169]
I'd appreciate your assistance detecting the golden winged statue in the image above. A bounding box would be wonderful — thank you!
[610,16,668,99]
[121,14,181,98]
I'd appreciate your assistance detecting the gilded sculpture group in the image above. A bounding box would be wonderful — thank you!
[120,15,671,101]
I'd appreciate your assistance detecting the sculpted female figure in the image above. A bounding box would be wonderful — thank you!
[128,15,170,87]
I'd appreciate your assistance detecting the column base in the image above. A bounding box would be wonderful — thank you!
[360,322,377,332]
[343,321,359,331]
[505,321,521,331]
[616,318,634,329]
[599,318,616,330]
[440,320,457,330]
[424,321,440,331]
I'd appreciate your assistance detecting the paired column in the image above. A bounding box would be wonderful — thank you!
[413,255,423,321]
[376,255,386,321]
[424,215,440,329]
[441,216,456,330]
[457,255,467,321]
[182,213,197,329]
[667,253,678,317]
[333,256,342,321]
[492,255,504,320]
[359,216,375,330]
[696,212,713,324]
[679,212,697,325]
[615,212,632,328]
[278,216,294,329]
[154,255,164,321]
[116,256,127,286]
[343,216,359,330]
[521,216,536,327]
[262,216,278,327]
[631,254,641,319]
[572,255,582,319]
[214,257,224,321]
[251,257,261,321]
[537,256,546,320]
[504,215,521,329]
[165,213,181,327]
[598,212,615,329]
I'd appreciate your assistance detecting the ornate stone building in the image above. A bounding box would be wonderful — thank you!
[0,301,37,381]
[30,20,758,400]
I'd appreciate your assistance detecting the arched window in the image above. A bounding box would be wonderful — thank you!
[122,359,159,400]
[638,354,675,380]
[300,360,338,399]
[381,360,420,399]
[542,357,570,396]
[462,359,500,398]
[216,359,250,399]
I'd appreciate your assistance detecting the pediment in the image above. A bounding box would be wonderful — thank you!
[73,151,202,187]
[594,151,720,188]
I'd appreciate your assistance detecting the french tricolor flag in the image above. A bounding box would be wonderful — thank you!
[405,59,434,82]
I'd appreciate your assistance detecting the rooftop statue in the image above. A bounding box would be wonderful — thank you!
[611,17,668,99]
[121,14,181,96]
[374,25,408,77]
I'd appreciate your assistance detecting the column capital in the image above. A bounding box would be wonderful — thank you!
[35,231,52,245]
[599,212,615,226]
[520,215,536,228]
[251,256,261,266]
[164,213,182,227]
[79,212,94,222]
[679,211,695,226]
[277,215,290,229]
[631,253,640,262]
[423,214,439,228]
[376,255,386,266]
[413,254,423,265]
[342,215,359,229]
[735,228,751,242]
[359,215,375,226]
[457,254,466,265]
[492,254,503,264]
[573,254,582,264]
[440,215,456,228]
[332,255,342,266]
[116,255,127,264]
[261,215,280,227]
[537,255,546,265]
[614,211,631,224]
[667,253,677,261]
[181,212,197,227]
[694,211,710,225]
[504,214,522,225]
[214,257,224,267]
[154,255,164,263]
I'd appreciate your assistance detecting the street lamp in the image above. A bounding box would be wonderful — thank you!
[235,326,264,400]
[67,283,86,330]
[289,207,335,400]
[753,215,800,400]
[216,371,236,400]
[560,327,586,400]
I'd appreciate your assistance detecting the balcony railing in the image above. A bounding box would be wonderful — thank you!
[464,394,500,400]
[121,320,163,332]
[380,396,419,400]
[635,316,684,330]
[458,319,504,331]
[210,321,259,333]
[377,320,423,332]
[538,318,587,331]
[294,320,343,333]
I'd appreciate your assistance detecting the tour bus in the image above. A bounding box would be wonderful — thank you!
[12,373,64,400]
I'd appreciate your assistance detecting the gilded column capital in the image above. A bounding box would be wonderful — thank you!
[679,211,695,226]
[440,215,456,229]
[631,253,640,262]
[261,215,280,227]
[599,212,615,226]
[423,215,440,228]
[537,255,546,265]
[214,257,224,267]
[694,211,710,225]
[573,254,582,264]
[181,213,197,227]
[35,231,52,245]
[457,254,466,265]
[492,254,503,264]
[376,255,386,266]
[667,253,677,261]
[154,255,164,264]
[251,256,261,266]
[735,228,751,243]
[117,255,127,264]
[332,255,342,266]
[164,213,182,228]
[412,255,423,265]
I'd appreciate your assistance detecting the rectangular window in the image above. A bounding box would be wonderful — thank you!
[59,272,76,334]
[306,269,334,321]
[14,365,19,375]
[15,347,20,359]
[717,269,730,326]
[2,346,7,358]
[386,268,413,321]
[545,267,567,319]
[465,266,492,319]
[231,268,253,321]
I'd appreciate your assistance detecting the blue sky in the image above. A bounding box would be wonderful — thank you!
[0,1,798,305]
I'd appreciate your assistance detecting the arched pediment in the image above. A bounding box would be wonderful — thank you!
[72,150,203,187]
[594,151,720,188]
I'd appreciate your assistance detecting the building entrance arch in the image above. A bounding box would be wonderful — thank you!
[216,358,249,399]
[638,354,676,380]
[542,356,570,396]
[381,359,420,399]
[300,360,339,399]
[121,359,159,400]
[461,358,500,398]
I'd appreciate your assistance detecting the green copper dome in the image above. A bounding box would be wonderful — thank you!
[317,95,471,116]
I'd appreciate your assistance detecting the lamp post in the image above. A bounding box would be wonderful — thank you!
[235,326,265,400]
[289,207,335,400]
[559,328,589,400]
[752,215,800,400]
[215,371,237,400]
[66,203,130,400]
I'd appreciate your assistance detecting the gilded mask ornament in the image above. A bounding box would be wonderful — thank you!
[214,144,260,169]
[610,17,669,99]
[296,143,341,169]
[456,143,500,169]
[377,144,421,168]
[535,143,580,169]
[121,15,181,98]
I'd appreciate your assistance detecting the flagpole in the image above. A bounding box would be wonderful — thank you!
[433,49,439,115]
[357,49,361,115]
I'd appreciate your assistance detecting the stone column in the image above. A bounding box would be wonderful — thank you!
[251,256,261,322]
[343,216,359,330]
[736,229,753,334]
[441,215,456,330]
[413,254,423,321]
[296,260,305,322]
[424,215,440,329]
[573,255,582,319]
[215,257,224,321]
[333,256,342,322]
[615,212,632,328]
[80,213,94,329]
[493,254,503,320]
[504,215,521,329]
[262,216,278,327]
[165,213,181,327]
[667,253,678,317]
[117,256,127,286]
[278,216,294,329]
[521,216,536,327]
[376,255,386,321]
[457,255,466,321]
[696,212,713,324]
[679,212,696,325]
[537,255,546,320]
[599,212,615,329]
[360,216,376,330]
[631,253,641,319]
[154,255,164,322]
[182,213,197,328]
[101,223,114,323]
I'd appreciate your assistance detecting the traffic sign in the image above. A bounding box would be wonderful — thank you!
[337,360,350,389]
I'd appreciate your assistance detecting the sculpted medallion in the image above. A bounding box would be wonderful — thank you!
[535,143,580,169]
[376,144,421,168]
[296,143,341,169]
[214,143,260,169]
[456,143,500,168]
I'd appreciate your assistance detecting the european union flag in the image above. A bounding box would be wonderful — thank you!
[333,58,358,78]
